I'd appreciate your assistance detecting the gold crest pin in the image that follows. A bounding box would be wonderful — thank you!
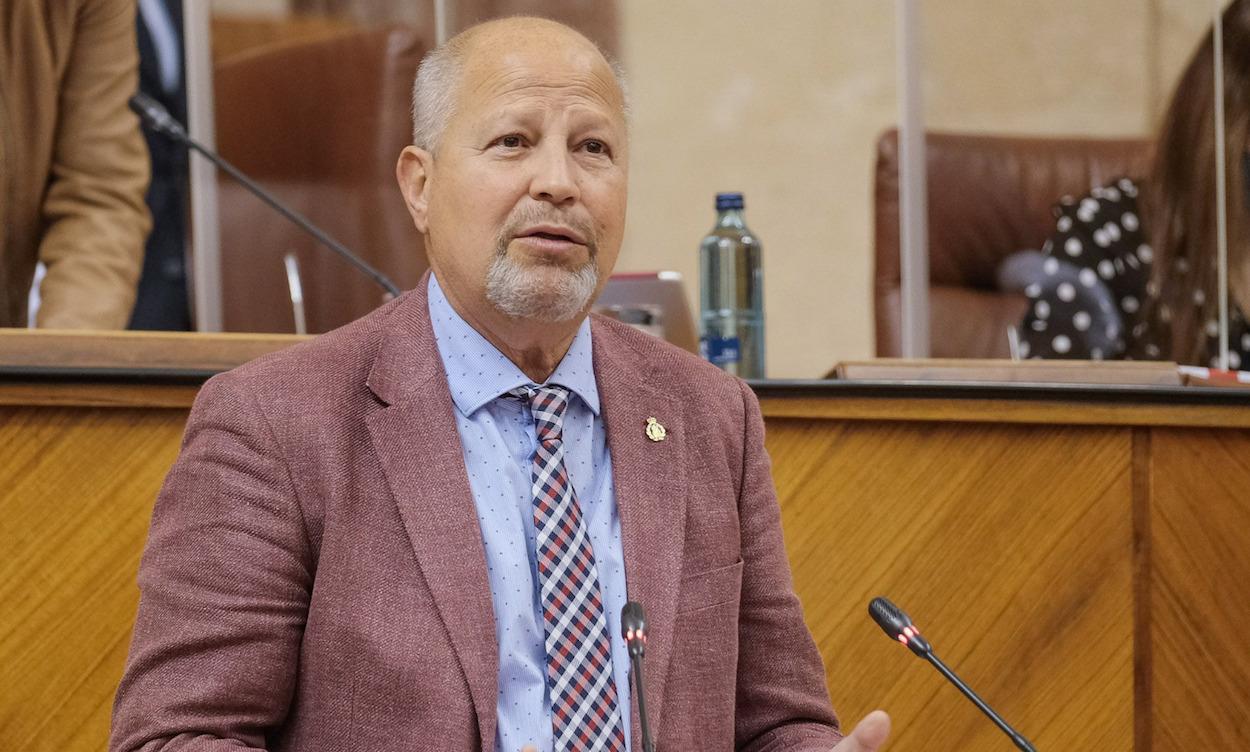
[645,417,667,442]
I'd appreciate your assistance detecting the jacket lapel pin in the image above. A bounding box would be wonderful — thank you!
[645,417,667,442]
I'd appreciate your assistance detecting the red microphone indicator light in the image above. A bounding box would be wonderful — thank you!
[869,596,932,657]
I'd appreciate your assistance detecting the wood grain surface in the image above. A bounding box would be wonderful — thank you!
[0,407,185,750]
[1,374,1247,751]
[0,329,304,372]
[832,358,1181,385]
[758,395,1250,429]
[767,417,1136,751]
[1147,429,1250,750]
[0,382,202,409]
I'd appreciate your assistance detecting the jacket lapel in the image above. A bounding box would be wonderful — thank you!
[364,279,498,750]
[361,288,691,748]
[592,318,689,743]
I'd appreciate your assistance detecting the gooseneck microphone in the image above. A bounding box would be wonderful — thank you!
[869,597,1037,752]
[128,92,402,299]
[621,601,656,752]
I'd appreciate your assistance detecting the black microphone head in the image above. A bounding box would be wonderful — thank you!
[621,601,647,637]
[128,92,163,122]
[869,596,931,657]
[621,600,647,658]
[128,92,187,140]
[127,92,153,115]
[868,597,908,637]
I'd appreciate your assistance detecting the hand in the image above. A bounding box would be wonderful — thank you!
[520,747,537,752]
[832,710,891,751]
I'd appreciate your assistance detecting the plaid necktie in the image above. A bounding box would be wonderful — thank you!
[510,384,627,752]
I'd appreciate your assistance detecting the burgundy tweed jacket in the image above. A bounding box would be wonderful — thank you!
[110,278,841,751]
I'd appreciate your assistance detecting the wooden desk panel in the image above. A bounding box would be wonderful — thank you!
[0,407,181,749]
[1148,429,1250,751]
[766,418,1135,751]
[757,386,1250,752]
[3,340,1249,751]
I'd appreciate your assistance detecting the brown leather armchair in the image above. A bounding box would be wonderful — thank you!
[214,25,428,334]
[874,129,1151,358]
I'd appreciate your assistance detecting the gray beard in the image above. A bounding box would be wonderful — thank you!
[484,254,599,323]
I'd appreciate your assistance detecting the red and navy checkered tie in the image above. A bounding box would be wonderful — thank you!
[511,384,627,752]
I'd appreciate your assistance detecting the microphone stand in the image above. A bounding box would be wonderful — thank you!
[629,645,655,752]
[869,596,1037,752]
[921,651,1036,752]
[128,93,402,299]
[622,601,656,752]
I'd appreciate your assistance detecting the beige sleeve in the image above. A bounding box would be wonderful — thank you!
[37,0,151,330]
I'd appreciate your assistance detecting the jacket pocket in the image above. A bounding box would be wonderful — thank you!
[676,558,743,615]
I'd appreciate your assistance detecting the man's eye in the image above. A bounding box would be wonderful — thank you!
[583,140,609,156]
[497,135,523,148]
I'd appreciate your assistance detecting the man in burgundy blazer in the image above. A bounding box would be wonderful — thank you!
[111,16,890,752]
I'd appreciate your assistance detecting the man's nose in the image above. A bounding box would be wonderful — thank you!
[529,142,580,205]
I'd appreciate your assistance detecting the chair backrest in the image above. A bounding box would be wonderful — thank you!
[874,129,1151,358]
[214,24,428,333]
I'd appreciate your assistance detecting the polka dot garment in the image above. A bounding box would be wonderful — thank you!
[1203,306,1250,370]
[1020,178,1149,359]
[1019,177,1250,367]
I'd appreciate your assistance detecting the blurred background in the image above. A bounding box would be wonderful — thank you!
[134,1,1226,376]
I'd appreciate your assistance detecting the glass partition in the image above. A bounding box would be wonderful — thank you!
[178,1,1241,378]
[913,0,1239,371]
[183,0,902,378]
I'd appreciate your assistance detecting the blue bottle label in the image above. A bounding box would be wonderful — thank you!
[700,336,741,365]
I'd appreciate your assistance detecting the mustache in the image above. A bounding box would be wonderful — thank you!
[495,207,598,259]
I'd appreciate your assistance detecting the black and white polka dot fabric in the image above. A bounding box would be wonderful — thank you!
[1018,253,1123,359]
[1019,178,1149,359]
[1018,177,1250,367]
[1201,306,1250,370]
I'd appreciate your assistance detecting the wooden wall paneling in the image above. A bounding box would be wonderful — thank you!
[0,382,201,410]
[1147,428,1250,751]
[2,367,1247,750]
[765,417,1137,752]
[0,407,187,751]
[1131,428,1153,752]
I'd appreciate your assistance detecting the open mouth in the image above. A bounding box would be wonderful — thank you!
[515,224,587,246]
[526,231,577,242]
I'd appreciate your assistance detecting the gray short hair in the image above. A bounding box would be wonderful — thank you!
[410,30,630,153]
[410,39,464,152]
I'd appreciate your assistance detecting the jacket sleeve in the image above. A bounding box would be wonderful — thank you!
[37,0,150,330]
[733,379,844,752]
[109,375,313,751]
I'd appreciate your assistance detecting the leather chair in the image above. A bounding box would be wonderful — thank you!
[214,25,428,334]
[291,0,620,57]
[874,129,1151,358]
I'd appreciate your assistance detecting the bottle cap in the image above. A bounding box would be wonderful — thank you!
[715,192,744,211]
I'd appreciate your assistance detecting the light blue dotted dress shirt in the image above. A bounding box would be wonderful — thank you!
[427,275,632,752]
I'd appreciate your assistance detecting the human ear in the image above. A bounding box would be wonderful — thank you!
[396,146,434,234]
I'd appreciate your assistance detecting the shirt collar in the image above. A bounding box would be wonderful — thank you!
[427,274,600,418]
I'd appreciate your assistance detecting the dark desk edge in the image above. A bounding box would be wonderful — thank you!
[3,366,1249,406]
[751,378,1250,406]
[0,365,220,386]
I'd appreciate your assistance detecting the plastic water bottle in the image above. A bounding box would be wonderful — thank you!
[699,192,764,378]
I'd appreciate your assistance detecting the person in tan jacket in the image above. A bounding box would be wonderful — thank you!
[1,0,151,329]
